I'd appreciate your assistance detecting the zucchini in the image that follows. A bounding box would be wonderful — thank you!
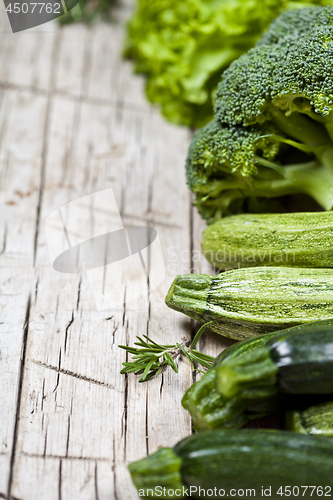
[286,400,333,437]
[216,323,333,399]
[182,329,286,431]
[183,320,333,431]
[202,212,333,270]
[165,268,333,340]
[129,429,333,499]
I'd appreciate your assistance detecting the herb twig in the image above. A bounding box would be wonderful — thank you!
[119,322,215,382]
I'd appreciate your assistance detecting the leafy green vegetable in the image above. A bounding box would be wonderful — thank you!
[124,0,333,128]
[187,6,333,220]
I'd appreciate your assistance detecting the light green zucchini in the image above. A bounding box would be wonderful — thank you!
[182,320,333,431]
[182,329,287,431]
[202,212,333,269]
[165,268,333,339]
[286,400,333,437]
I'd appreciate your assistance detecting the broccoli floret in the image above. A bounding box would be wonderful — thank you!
[187,6,333,220]
[215,7,333,130]
[187,118,333,219]
[258,5,333,46]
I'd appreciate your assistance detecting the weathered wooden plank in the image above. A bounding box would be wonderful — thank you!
[0,2,201,499]
[12,97,192,500]
[10,456,60,500]
[0,83,50,497]
[54,25,90,97]
[1,31,57,91]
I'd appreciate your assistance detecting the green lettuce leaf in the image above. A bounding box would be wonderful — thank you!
[124,0,333,128]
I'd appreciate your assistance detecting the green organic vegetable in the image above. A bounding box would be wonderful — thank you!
[216,323,333,400]
[286,400,333,437]
[201,211,333,269]
[182,329,285,431]
[183,320,333,431]
[129,429,333,499]
[165,268,333,340]
[124,1,333,128]
[187,7,333,220]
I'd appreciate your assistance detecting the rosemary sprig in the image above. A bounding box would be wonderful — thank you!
[119,322,215,382]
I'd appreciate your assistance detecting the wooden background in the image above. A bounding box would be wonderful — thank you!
[0,2,231,499]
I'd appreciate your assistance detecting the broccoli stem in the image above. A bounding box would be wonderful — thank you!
[199,155,333,216]
[249,157,333,210]
[269,108,330,147]
[324,117,333,144]
[282,159,333,210]
[268,108,333,208]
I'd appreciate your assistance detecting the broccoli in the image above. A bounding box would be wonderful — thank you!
[187,6,333,220]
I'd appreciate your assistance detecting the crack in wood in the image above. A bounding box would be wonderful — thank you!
[58,460,62,500]
[76,278,82,311]
[65,415,71,458]
[145,390,149,456]
[20,452,111,462]
[34,276,39,303]
[64,311,75,354]
[7,294,31,500]
[94,463,99,500]
[112,324,119,345]
[0,222,7,255]
[31,359,115,389]
[113,439,119,500]
[33,31,61,266]
[43,428,48,458]
[41,378,46,412]
[52,350,62,394]
[159,373,164,397]
[122,319,129,459]
[122,287,127,327]
[122,372,128,459]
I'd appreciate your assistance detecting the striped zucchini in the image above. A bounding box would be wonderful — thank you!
[286,400,333,437]
[165,268,333,339]
[202,212,333,269]
[183,320,333,431]
[129,430,333,499]
[182,329,286,431]
[216,324,333,400]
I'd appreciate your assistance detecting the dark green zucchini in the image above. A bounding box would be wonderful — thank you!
[183,320,333,431]
[201,212,333,270]
[129,430,333,499]
[182,329,286,431]
[165,268,333,340]
[286,400,333,437]
[216,322,333,400]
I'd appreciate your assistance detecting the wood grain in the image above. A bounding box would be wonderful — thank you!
[0,3,214,498]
